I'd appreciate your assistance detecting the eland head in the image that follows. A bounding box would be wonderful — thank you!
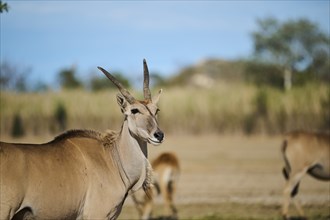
[98,59,164,145]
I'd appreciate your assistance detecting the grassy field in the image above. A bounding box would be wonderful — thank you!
[1,83,329,139]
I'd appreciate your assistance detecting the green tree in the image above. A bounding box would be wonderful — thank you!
[90,76,109,91]
[0,61,30,92]
[245,61,283,89]
[0,1,9,13]
[58,66,82,89]
[252,17,329,90]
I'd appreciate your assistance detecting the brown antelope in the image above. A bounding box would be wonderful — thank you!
[281,130,330,219]
[132,152,180,220]
[0,59,164,220]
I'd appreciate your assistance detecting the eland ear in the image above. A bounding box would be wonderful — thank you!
[116,93,129,113]
[152,89,162,104]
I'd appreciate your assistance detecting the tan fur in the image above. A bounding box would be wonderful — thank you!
[132,152,180,220]
[281,130,330,219]
[0,60,163,220]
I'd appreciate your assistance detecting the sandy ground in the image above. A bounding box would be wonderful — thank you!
[119,134,330,220]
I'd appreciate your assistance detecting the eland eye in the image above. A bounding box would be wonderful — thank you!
[131,108,140,114]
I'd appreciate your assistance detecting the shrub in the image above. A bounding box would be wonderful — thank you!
[320,91,330,130]
[253,88,269,118]
[54,101,67,131]
[11,113,25,137]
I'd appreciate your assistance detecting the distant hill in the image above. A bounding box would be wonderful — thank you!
[164,59,247,87]
[162,57,329,89]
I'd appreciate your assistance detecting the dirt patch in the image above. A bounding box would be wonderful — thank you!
[119,134,330,220]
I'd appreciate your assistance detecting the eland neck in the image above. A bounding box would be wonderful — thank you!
[115,119,150,191]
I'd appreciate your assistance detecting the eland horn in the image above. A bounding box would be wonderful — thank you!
[143,59,152,101]
[97,66,136,104]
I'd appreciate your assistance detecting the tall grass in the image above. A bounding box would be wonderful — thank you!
[0,83,329,139]
[161,83,329,135]
[0,90,123,138]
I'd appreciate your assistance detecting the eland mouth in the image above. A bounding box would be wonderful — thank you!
[148,138,164,145]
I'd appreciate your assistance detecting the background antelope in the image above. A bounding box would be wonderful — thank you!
[0,59,164,220]
[132,152,180,220]
[281,130,330,219]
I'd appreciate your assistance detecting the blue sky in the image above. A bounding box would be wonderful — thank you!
[1,1,329,87]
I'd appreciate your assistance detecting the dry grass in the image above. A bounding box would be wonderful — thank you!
[0,90,122,139]
[1,83,329,139]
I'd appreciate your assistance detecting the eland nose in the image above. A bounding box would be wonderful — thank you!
[154,131,164,142]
